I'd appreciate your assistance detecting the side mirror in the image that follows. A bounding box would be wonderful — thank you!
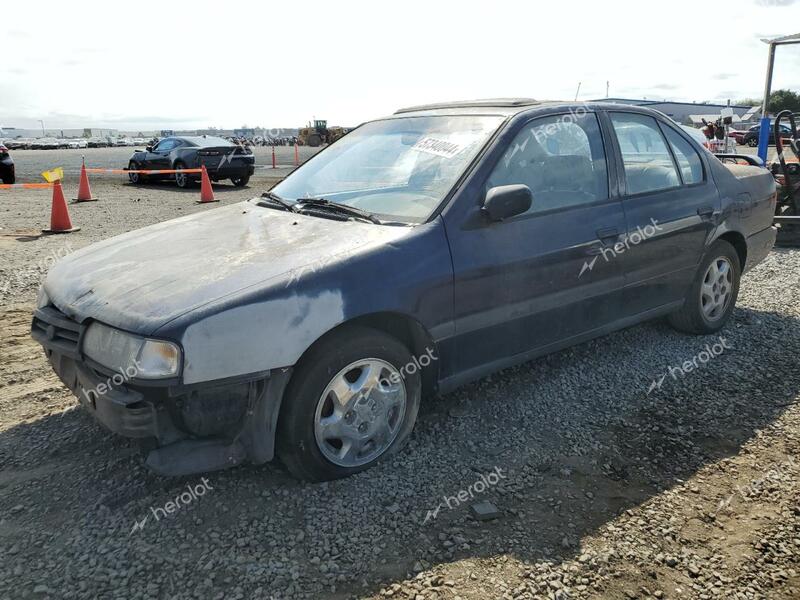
[146,145,153,152]
[482,184,532,221]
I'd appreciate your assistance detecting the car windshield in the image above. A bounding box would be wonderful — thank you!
[270,115,504,223]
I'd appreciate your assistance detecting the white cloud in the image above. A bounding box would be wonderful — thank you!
[1,0,799,129]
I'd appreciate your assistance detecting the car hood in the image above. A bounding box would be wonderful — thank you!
[44,201,410,334]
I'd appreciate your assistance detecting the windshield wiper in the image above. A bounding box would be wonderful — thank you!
[256,191,298,213]
[296,197,382,224]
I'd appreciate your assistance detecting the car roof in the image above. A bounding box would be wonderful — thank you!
[394,98,542,114]
[387,98,676,120]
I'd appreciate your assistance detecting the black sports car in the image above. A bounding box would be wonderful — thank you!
[127,135,255,188]
[0,143,15,184]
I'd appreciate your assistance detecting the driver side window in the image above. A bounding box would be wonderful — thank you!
[487,113,609,214]
[155,139,178,152]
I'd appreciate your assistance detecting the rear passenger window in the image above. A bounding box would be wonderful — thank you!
[487,113,608,214]
[661,126,704,185]
[610,113,680,195]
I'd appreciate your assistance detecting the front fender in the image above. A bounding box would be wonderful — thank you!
[160,218,455,385]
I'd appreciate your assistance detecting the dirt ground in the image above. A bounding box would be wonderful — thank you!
[0,147,798,600]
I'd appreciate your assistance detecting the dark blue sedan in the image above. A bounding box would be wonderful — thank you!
[33,99,777,480]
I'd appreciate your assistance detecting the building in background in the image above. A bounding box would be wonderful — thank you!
[593,98,759,126]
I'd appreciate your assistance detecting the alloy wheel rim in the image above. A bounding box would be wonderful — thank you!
[700,257,733,321]
[313,358,407,468]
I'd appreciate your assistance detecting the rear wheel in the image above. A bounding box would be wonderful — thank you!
[174,161,190,188]
[231,175,250,187]
[277,327,421,481]
[1,171,15,184]
[747,137,758,147]
[668,240,740,334]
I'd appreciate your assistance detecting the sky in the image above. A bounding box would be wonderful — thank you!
[1,0,799,131]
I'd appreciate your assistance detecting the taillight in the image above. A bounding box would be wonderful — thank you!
[0,145,7,154]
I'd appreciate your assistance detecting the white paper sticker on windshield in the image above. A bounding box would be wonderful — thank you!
[411,137,464,159]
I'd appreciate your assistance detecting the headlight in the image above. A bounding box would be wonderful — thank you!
[82,322,181,379]
[36,286,50,309]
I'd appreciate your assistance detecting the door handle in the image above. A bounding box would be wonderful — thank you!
[697,206,714,217]
[595,227,620,245]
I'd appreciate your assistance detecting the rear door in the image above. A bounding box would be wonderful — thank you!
[605,112,719,313]
[444,111,627,375]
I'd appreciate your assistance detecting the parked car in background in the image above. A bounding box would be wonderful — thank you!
[0,143,15,183]
[127,135,255,188]
[33,100,777,481]
[67,139,89,149]
[87,138,109,148]
[4,138,30,150]
[740,123,796,147]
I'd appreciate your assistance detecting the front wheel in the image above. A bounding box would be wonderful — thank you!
[747,137,758,147]
[128,161,144,184]
[668,239,741,334]
[277,327,422,481]
[231,175,250,187]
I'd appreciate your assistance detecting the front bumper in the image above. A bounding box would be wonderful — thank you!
[31,305,291,476]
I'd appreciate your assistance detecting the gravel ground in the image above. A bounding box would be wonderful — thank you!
[0,148,799,599]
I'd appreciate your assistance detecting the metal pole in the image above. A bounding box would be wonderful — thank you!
[757,42,776,163]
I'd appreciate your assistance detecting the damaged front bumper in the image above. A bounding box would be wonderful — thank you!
[31,305,291,476]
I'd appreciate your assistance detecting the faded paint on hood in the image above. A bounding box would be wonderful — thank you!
[44,200,410,334]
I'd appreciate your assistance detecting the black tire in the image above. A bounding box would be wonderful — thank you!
[174,161,190,188]
[307,133,322,147]
[277,326,422,482]
[128,161,144,184]
[2,171,15,184]
[746,137,758,147]
[231,175,250,187]
[667,239,741,334]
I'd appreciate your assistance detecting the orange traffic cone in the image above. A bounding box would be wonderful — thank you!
[73,158,97,202]
[197,165,217,203]
[42,181,80,234]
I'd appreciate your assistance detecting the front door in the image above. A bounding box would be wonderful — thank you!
[145,138,179,170]
[443,111,627,377]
